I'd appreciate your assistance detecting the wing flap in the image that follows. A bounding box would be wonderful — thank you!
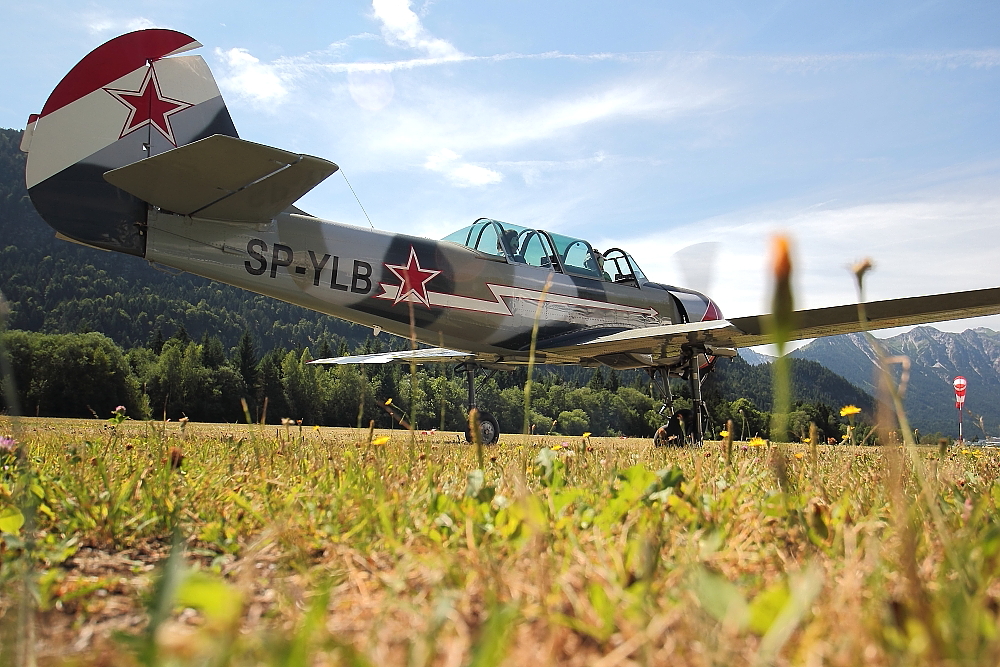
[540,320,742,359]
[309,348,478,365]
[103,134,338,223]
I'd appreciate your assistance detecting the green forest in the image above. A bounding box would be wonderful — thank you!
[0,127,875,439]
[0,325,873,440]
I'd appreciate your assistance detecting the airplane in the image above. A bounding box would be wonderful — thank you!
[20,29,1000,444]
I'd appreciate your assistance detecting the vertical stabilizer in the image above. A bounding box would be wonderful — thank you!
[24,29,239,255]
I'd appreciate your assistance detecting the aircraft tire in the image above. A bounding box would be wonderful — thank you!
[466,410,501,445]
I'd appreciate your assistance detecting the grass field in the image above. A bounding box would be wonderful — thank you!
[2,416,1000,666]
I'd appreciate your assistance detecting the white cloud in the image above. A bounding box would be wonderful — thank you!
[214,48,290,106]
[338,73,725,168]
[610,178,1000,337]
[424,149,503,186]
[84,15,158,36]
[371,0,462,60]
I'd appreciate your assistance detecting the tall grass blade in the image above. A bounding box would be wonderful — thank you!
[523,276,553,437]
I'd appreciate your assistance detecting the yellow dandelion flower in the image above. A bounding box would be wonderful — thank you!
[385,398,393,405]
[372,436,390,445]
[794,452,804,459]
[840,405,861,417]
[582,432,592,438]
[748,437,767,447]
[719,430,730,438]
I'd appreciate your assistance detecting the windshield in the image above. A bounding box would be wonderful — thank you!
[603,248,648,286]
[545,231,604,279]
[442,218,531,260]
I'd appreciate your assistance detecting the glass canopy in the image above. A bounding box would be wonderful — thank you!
[442,218,648,286]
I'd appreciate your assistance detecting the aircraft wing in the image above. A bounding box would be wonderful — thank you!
[540,286,1000,359]
[309,348,477,365]
[104,134,338,223]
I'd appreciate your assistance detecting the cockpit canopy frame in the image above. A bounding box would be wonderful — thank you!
[442,218,649,286]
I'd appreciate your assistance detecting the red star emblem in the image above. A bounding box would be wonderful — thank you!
[384,246,441,306]
[105,67,192,146]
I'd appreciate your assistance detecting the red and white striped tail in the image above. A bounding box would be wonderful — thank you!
[23,29,238,256]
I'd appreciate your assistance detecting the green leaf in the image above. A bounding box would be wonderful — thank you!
[0,506,24,534]
[588,583,616,640]
[643,466,685,500]
[285,585,332,667]
[748,582,790,635]
[533,448,566,489]
[176,570,243,626]
[467,602,519,667]
[695,568,748,630]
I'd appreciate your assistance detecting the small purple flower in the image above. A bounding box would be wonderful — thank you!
[0,436,16,452]
[114,405,126,414]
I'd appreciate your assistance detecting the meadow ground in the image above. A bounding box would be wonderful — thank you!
[1,416,1000,666]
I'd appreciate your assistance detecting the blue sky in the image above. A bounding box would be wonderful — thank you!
[4,1,1000,342]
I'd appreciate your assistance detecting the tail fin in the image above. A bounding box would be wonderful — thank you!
[23,29,238,256]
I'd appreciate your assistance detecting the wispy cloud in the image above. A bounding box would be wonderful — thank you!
[84,15,159,36]
[424,149,503,186]
[719,49,1000,73]
[336,72,726,167]
[214,48,291,107]
[372,0,462,60]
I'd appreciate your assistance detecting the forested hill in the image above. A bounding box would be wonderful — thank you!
[0,127,370,352]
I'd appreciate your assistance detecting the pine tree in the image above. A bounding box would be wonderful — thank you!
[150,327,165,354]
[588,369,605,391]
[236,330,258,392]
[172,324,190,345]
[201,332,226,368]
[607,369,621,392]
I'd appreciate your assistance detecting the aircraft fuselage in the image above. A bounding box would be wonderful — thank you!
[146,209,686,360]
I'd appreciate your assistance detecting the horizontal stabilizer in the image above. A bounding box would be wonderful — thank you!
[309,348,477,365]
[104,134,338,223]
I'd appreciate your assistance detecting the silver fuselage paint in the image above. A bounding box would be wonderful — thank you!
[145,210,688,359]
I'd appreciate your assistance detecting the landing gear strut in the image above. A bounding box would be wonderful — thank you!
[650,345,711,447]
[457,362,500,444]
[688,347,705,446]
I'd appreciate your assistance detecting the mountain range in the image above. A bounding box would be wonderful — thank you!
[790,327,1000,437]
[737,327,1000,438]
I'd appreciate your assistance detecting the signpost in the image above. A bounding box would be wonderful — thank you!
[954,376,967,444]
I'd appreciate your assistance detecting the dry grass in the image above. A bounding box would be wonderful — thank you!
[2,416,1000,666]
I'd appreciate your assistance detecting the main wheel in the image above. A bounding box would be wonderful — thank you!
[652,409,693,447]
[466,410,500,445]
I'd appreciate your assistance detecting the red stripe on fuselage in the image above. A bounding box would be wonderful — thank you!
[40,29,198,118]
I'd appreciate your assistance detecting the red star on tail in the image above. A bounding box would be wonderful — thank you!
[384,246,441,306]
[105,67,191,146]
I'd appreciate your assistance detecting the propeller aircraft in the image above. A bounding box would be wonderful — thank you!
[21,29,1000,444]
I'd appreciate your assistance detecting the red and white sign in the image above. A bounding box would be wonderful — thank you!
[954,376,967,408]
